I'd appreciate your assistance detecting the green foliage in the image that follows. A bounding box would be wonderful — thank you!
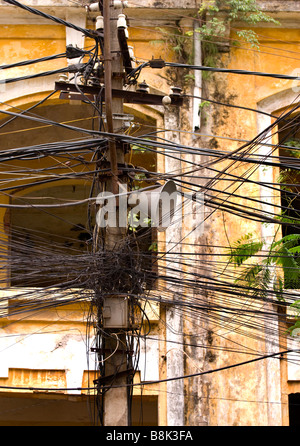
[128,211,152,233]
[151,26,193,66]
[275,213,300,226]
[228,231,300,333]
[227,0,280,25]
[229,232,300,279]
[128,210,139,232]
[148,241,158,252]
[235,29,260,48]
[283,138,300,150]
[199,100,211,110]
[134,173,147,181]
[271,233,300,250]
[130,139,151,154]
[290,299,300,315]
[228,232,264,266]
[198,100,211,122]
[194,0,280,70]
[184,73,195,83]
[287,318,300,336]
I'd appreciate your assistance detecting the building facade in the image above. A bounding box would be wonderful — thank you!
[0,0,298,426]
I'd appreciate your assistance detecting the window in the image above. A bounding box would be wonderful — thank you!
[278,114,300,288]
[289,393,300,426]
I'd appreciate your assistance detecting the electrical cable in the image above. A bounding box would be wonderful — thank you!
[2,0,100,40]
[0,52,68,71]
[0,348,294,392]
[0,1,300,423]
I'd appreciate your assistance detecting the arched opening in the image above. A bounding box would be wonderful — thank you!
[10,182,93,288]
[257,89,300,288]
[277,113,300,237]
[0,94,161,426]
[0,97,160,289]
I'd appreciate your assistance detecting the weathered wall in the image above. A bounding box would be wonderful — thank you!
[0,0,299,427]
[194,15,300,425]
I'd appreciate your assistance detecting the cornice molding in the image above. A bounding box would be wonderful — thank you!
[0,1,298,27]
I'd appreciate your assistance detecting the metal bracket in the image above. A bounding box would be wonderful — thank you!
[55,81,183,106]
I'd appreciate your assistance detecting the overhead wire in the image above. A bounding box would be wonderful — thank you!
[2,0,101,40]
[0,2,299,421]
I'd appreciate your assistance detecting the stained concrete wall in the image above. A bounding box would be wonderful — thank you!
[0,0,299,427]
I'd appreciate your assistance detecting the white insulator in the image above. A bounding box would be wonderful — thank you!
[117,13,127,29]
[114,0,128,8]
[128,45,134,58]
[59,74,69,83]
[96,15,104,31]
[89,2,101,12]
[113,0,123,8]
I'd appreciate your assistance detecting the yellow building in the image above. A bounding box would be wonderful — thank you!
[0,0,299,427]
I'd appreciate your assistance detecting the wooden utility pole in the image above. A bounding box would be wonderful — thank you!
[103,0,120,197]
[101,0,129,426]
[53,2,183,425]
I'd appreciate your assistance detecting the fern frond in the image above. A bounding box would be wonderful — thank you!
[271,233,300,250]
[234,263,263,287]
[289,246,300,254]
[228,233,263,266]
[234,263,273,300]
[273,276,285,301]
[275,246,300,288]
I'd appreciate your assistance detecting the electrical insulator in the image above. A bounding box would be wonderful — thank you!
[94,62,104,78]
[128,46,135,60]
[136,81,150,94]
[113,0,128,8]
[87,76,101,87]
[170,86,182,97]
[58,74,69,83]
[96,15,104,31]
[117,13,127,29]
[89,2,101,12]
[127,46,136,68]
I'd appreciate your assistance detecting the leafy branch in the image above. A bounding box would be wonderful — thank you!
[228,230,300,334]
[192,0,280,69]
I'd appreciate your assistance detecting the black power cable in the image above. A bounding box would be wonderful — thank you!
[2,0,101,40]
[165,61,300,81]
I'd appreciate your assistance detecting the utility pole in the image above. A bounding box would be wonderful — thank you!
[53,1,184,425]
[101,0,129,426]
[103,0,121,198]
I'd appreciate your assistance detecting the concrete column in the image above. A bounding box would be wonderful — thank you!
[164,106,185,426]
